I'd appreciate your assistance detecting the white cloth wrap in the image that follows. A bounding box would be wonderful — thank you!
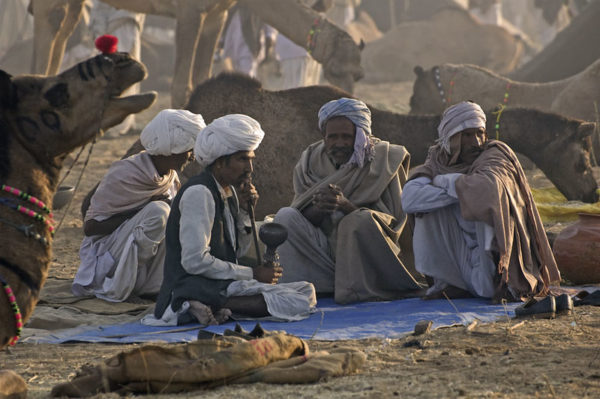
[140,109,205,155]
[437,101,487,154]
[194,114,265,167]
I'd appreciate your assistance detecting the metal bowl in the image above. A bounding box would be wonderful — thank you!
[259,222,288,248]
[53,186,75,210]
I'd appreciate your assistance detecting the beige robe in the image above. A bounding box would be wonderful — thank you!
[278,138,422,304]
[411,140,560,300]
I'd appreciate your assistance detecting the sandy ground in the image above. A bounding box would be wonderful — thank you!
[3,82,600,399]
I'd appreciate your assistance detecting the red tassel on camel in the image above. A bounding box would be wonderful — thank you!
[95,34,118,54]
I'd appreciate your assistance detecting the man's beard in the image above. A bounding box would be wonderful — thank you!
[327,147,353,163]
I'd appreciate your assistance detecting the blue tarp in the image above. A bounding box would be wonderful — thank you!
[24,297,521,344]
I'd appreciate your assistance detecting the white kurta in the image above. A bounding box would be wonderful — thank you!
[222,9,275,78]
[73,200,170,302]
[143,179,316,326]
[275,34,322,89]
[402,175,497,298]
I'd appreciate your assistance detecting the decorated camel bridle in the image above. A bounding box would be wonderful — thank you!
[0,35,123,346]
[0,185,52,345]
[431,66,512,140]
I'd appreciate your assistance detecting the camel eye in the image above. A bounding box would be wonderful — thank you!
[44,83,70,108]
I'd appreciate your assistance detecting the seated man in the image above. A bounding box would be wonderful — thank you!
[274,98,423,304]
[73,109,204,302]
[152,114,316,326]
[401,101,561,302]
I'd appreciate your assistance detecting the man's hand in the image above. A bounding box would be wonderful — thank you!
[253,264,283,284]
[312,184,357,215]
[238,181,259,212]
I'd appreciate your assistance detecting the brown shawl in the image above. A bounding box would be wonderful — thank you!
[410,140,560,300]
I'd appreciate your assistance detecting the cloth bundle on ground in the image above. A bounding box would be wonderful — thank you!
[50,333,365,396]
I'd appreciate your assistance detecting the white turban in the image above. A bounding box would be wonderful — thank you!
[195,114,265,168]
[140,109,205,156]
[437,101,486,154]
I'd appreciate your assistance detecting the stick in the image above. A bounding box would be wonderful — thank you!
[247,201,263,266]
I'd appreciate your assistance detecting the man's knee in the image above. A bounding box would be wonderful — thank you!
[274,207,303,227]
[338,208,375,231]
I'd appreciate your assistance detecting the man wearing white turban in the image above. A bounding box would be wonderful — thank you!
[402,101,560,302]
[274,98,423,304]
[151,114,316,326]
[73,109,204,302]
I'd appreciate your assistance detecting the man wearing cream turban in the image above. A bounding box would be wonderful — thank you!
[150,114,316,326]
[73,109,204,302]
[402,101,560,302]
[274,98,423,305]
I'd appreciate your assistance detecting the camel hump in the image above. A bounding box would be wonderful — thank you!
[189,72,263,104]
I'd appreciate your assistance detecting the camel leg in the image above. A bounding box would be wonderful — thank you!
[47,0,85,75]
[171,0,206,108]
[31,0,68,74]
[191,7,229,88]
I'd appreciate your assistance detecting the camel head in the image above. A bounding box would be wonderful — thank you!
[547,121,599,203]
[409,66,446,115]
[321,29,364,94]
[0,52,156,165]
[496,109,599,203]
[0,53,156,349]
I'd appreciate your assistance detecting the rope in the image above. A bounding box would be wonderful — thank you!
[57,144,87,188]
[54,138,96,234]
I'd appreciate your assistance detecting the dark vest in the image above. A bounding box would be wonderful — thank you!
[155,171,239,318]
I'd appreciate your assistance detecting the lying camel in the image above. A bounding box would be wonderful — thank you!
[0,52,155,395]
[30,0,364,107]
[409,60,600,122]
[107,74,596,220]
[360,6,527,83]
[509,0,600,82]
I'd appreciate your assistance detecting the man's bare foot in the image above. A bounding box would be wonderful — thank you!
[423,285,474,300]
[214,308,232,324]
[188,301,218,325]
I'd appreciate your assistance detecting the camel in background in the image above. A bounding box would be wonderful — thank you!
[183,74,596,216]
[30,0,364,107]
[509,0,600,83]
[104,73,596,219]
[360,6,528,83]
[409,59,600,122]
[0,52,155,356]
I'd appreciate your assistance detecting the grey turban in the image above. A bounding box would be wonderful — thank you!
[195,114,265,168]
[437,101,487,154]
[318,97,373,167]
[140,109,205,156]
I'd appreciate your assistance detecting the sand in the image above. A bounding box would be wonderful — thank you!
[3,82,600,399]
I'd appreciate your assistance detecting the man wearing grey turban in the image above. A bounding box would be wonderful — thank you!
[402,101,560,304]
[151,114,316,326]
[73,109,204,302]
[274,98,423,304]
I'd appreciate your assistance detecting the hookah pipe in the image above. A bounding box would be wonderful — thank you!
[246,196,263,266]
[244,178,288,267]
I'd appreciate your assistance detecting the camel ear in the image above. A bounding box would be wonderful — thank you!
[358,39,365,51]
[0,70,16,109]
[414,66,424,77]
[578,122,596,139]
